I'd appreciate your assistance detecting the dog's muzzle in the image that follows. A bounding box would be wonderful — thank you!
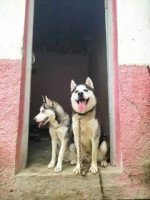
[78,92,83,98]
[33,116,49,128]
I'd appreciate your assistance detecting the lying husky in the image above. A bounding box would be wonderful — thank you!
[34,96,70,172]
[70,77,108,174]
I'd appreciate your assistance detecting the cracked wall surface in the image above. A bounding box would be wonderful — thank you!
[119,65,150,177]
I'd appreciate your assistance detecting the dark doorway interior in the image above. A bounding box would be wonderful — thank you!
[28,0,109,167]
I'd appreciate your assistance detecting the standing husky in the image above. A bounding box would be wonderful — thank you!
[70,77,108,174]
[34,96,70,172]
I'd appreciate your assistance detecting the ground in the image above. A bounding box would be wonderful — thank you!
[0,133,150,200]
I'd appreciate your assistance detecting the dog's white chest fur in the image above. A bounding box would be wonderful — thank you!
[49,126,68,141]
[72,114,99,152]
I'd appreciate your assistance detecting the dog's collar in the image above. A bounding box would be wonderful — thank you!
[73,106,96,116]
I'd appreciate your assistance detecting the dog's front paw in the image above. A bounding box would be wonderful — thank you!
[89,165,98,174]
[48,161,55,169]
[73,165,81,175]
[54,165,62,173]
[101,160,107,167]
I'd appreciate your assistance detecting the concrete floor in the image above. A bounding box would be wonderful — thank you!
[1,134,150,200]
[1,165,149,200]
[18,134,124,199]
[27,132,51,167]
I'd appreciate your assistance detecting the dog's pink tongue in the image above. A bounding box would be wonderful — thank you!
[38,122,42,128]
[78,101,86,112]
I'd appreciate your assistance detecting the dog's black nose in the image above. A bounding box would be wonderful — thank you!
[78,92,83,97]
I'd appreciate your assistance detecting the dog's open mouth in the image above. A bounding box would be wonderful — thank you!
[38,117,49,128]
[76,98,89,112]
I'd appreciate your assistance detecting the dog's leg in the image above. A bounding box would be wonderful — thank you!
[54,139,68,172]
[48,137,57,168]
[89,139,99,173]
[73,136,81,174]
[69,143,77,165]
[99,141,108,167]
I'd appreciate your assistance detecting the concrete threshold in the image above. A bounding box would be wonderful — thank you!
[16,164,122,178]
[4,164,149,200]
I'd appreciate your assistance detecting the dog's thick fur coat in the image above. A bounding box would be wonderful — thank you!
[34,96,70,172]
[71,77,108,174]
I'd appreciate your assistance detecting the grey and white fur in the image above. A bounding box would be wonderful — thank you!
[70,77,108,174]
[34,96,71,173]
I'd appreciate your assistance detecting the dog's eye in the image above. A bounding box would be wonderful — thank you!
[84,89,88,92]
[42,110,45,113]
[75,90,78,93]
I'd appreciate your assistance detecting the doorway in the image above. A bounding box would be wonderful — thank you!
[26,0,110,168]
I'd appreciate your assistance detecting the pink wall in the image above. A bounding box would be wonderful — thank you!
[0,0,29,184]
[112,1,150,193]
[0,60,22,184]
[119,65,150,174]
[118,65,150,196]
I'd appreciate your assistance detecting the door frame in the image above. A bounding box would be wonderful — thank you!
[16,0,120,170]
[105,0,121,166]
[16,0,35,170]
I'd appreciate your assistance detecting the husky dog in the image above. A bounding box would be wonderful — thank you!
[34,96,70,172]
[70,77,108,174]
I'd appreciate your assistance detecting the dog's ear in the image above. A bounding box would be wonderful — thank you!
[42,95,46,103]
[71,80,76,92]
[45,96,53,106]
[85,77,94,89]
